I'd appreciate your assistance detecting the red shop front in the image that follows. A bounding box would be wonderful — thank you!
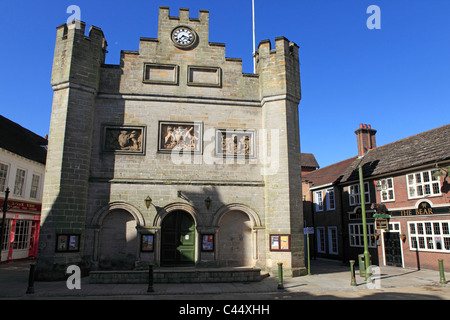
[1,199,41,262]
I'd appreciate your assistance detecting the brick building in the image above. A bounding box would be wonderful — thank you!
[36,7,305,279]
[303,124,450,271]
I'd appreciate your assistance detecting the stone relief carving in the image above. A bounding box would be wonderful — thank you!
[104,126,144,153]
[216,129,255,157]
[159,122,202,153]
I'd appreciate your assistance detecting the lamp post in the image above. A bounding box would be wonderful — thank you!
[1,188,10,254]
[358,165,371,280]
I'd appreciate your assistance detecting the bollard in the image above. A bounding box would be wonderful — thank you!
[26,264,36,294]
[147,264,154,293]
[438,259,446,284]
[277,263,284,290]
[350,260,357,287]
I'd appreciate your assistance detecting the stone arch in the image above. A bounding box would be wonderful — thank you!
[213,204,262,267]
[153,202,200,227]
[212,203,262,228]
[91,201,145,228]
[91,202,145,269]
[153,202,200,266]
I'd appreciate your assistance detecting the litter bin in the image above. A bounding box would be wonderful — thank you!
[358,254,372,277]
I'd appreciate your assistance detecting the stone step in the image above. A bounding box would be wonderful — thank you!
[89,267,262,284]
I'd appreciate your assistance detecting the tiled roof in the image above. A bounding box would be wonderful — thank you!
[303,156,357,188]
[301,153,319,169]
[0,115,47,164]
[341,124,450,183]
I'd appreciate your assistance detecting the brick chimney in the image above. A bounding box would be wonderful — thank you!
[355,124,377,157]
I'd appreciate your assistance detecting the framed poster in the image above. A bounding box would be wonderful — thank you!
[68,235,80,252]
[270,234,291,251]
[56,235,68,252]
[56,234,80,252]
[141,234,154,252]
[215,129,256,158]
[158,121,203,154]
[270,235,279,251]
[201,234,214,252]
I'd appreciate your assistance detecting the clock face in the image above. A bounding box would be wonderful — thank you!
[171,26,197,48]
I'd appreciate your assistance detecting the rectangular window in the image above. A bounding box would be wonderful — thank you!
[0,163,8,192]
[317,227,326,253]
[406,170,441,199]
[349,223,376,248]
[328,227,338,254]
[349,182,370,206]
[380,177,395,202]
[314,190,323,212]
[29,174,40,199]
[408,221,450,253]
[13,169,26,196]
[326,188,335,210]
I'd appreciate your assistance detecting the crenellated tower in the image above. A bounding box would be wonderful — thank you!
[256,37,304,276]
[37,21,107,279]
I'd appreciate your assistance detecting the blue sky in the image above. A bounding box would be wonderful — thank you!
[1,1,449,168]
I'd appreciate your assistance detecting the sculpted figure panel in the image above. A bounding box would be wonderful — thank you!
[103,126,145,154]
[159,121,202,153]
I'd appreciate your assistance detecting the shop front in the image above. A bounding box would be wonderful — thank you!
[0,199,41,262]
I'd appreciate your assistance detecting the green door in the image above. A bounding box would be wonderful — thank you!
[161,211,196,266]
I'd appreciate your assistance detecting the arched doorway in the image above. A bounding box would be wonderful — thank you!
[218,210,253,267]
[161,210,196,266]
[98,209,138,270]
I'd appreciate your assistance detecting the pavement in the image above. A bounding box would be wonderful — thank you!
[0,258,449,300]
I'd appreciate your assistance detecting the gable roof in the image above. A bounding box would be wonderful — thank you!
[303,156,357,188]
[0,115,47,164]
[341,124,450,183]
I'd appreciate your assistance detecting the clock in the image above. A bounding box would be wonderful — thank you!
[171,26,197,49]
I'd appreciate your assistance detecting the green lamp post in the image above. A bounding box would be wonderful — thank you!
[359,165,371,280]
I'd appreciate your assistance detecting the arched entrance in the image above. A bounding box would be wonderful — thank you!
[218,210,253,267]
[161,210,196,266]
[98,209,138,270]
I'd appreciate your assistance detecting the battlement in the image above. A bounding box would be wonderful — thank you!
[159,6,209,23]
[158,6,210,47]
[255,36,301,102]
[55,20,106,44]
[52,20,107,91]
[256,36,299,58]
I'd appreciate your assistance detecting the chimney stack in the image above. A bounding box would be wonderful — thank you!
[355,124,377,157]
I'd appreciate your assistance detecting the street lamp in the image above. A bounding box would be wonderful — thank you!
[144,196,152,209]
[358,165,371,280]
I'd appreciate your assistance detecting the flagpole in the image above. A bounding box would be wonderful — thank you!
[252,0,256,74]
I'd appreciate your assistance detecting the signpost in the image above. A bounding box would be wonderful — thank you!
[304,227,314,275]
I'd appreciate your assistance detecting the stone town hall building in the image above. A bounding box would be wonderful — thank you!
[37,7,305,279]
